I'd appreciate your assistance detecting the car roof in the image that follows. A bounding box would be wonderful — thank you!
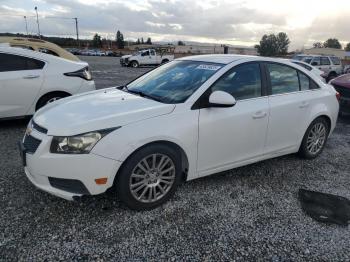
[0,36,80,62]
[0,46,87,66]
[177,54,260,64]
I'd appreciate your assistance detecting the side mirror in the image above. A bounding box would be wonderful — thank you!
[208,91,236,108]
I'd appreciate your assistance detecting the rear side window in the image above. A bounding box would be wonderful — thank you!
[211,63,262,100]
[299,72,310,91]
[38,48,59,57]
[0,53,45,72]
[293,61,312,71]
[267,63,299,95]
[330,57,341,65]
[321,57,331,65]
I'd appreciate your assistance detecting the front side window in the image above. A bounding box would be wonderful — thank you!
[0,53,45,72]
[311,57,321,66]
[211,63,262,100]
[330,57,341,65]
[150,50,155,56]
[141,51,150,56]
[267,63,299,95]
[321,57,331,65]
[127,60,223,103]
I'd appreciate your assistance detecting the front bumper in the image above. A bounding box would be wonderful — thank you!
[20,126,121,200]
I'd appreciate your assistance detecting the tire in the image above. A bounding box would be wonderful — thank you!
[130,61,139,68]
[327,72,337,83]
[298,117,330,159]
[115,144,182,210]
[161,59,169,64]
[36,92,69,111]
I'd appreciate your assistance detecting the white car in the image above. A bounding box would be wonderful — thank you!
[120,49,174,67]
[301,55,343,81]
[0,47,95,119]
[20,55,339,210]
[290,60,326,82]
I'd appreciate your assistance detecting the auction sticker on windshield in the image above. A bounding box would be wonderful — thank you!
[196,64,222,70]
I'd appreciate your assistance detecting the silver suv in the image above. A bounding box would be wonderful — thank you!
[301,55,342,81]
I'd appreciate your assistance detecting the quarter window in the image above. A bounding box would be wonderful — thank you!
[267,63,299,95]
[0,53,45,72]
[211,63,262,100]
[299,72,310,91]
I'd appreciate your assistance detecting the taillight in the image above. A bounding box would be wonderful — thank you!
[336,91,341,101]
[64,67,92,81]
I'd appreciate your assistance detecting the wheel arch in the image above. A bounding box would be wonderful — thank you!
[35,91,71,110]
[114,140,190,185]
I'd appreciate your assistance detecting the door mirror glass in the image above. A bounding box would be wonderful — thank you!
[208,91,236,107]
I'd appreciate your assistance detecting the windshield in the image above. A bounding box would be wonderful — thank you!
[126,60,223,103]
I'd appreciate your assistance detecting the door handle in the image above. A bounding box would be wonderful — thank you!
[252,111,267,119]
[23,75,40,79]
[299,101,310,108]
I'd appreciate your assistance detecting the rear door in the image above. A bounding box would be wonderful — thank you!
[264,62,314,154]
[0,52,45,118]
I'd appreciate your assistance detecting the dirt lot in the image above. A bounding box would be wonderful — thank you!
[1,56,350,261]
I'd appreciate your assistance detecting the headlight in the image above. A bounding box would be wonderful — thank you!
[50,127,120,154]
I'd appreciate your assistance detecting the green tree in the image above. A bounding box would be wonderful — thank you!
[136,38,140,45]
[323,38,342,49]
[177,40,185,46]
[255,32,290,56]
[116,30,124,49]
[141,37,144,44]
[313,42,323,48]
[345,43,350,51]
[92,33,102,48]
[146,37,152,44]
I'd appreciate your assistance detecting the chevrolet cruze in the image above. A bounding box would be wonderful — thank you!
[19,55,339,210]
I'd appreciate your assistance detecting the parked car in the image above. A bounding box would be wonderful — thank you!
[290,60,326,82]
[20,55,339,210]
[344,65,350,74]
[0,47,95,119]
[120,49,174,67]
[300,55,342,82]
[0,37,80,62]
[330,74,350,115]
[80,50,97,56]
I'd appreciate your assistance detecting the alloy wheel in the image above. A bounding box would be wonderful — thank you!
[129,153,176,203]
[306,122,327,155]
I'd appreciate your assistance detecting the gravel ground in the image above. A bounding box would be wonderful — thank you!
[1,56,350,261]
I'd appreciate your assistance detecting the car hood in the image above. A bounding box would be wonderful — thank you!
[121,55,132,59]
[33,88,175,136]
[332,74,350,88]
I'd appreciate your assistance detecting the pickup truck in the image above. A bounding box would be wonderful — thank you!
[120,49,174,67]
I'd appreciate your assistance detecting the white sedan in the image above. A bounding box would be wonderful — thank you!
[20,55,339,210]
[0,47,95,119]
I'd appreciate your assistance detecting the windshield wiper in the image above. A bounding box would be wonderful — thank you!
[127,89,163,103]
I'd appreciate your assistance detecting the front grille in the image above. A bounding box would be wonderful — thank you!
[23,135,41,154]
[32,121,48,134]
[332,84,350,98]
[124,58,129,63]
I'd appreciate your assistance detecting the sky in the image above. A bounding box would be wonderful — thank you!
[0,0,350,50]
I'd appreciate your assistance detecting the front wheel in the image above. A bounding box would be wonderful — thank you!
[115,144,182,210]
[298,117,330,159]
[36,93,69,111]
[130,61,139,68]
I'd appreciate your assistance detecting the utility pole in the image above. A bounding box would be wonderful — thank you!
[24,16,29,36]
[34,6,41,38]
[74,17,79,48]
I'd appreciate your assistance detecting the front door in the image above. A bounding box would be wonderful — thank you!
[197,62,269,174]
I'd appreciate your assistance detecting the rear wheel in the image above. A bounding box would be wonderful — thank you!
[161,59,169,64]
[298,117,330,159]
[36,92,70,111]
[115,144,182,210]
